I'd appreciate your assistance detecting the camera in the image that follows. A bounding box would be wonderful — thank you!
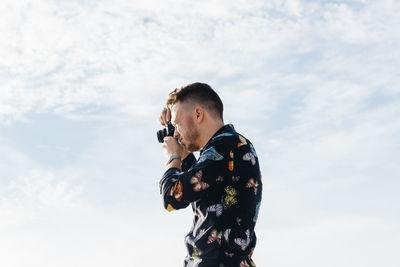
[157,121,175,143]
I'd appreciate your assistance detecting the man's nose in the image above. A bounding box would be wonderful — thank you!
[173,130,180,139]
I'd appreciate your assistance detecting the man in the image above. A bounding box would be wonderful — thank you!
[158,82,262,267]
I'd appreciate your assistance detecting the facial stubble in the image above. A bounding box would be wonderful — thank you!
[183,117,201,152]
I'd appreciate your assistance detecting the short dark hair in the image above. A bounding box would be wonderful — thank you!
[166,82,224,120]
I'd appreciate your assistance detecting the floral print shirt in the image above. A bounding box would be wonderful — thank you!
[160,124,262,267]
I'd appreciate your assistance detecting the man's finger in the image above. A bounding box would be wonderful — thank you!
[159,116,167,127]
[166,108,171,122]
[159,108,168,127]
[163,136,174,143]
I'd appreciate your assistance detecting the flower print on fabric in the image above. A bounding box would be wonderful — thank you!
[223,228,231,243]
[238,135,247,147]
[234,229,251,251]
[169,180,183,201]
[159,124,261,266]
[192,248,202,260]
[245,178,259,195]
[243,144,258,165]
[190,170,209,192]
[207,204,223,216]
[207,229,222,245]
[223,186,238,210]
[228,150,234,171]
[198,147,224,163]
[243,152,256,165]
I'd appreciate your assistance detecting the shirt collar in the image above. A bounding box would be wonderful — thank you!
[200,124,235,154]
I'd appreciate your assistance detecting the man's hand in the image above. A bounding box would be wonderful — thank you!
[163,136,184,158]
[158,107,171,127]
[159,106,190,167]
[163,136,184,170]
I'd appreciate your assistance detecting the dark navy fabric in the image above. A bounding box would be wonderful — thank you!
[160,124,262,267]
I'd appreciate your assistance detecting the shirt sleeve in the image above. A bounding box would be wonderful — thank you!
[159,141,228,211]
[181,153,196,171]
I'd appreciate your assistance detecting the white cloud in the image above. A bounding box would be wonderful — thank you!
[8,170,84,209]
[261,99,400,188]
[1,0,397,123]
[0,0,400,266]
[0,169,84,227]
[257,216,400,267]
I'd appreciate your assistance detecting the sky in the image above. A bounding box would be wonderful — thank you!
[0,0,399,266]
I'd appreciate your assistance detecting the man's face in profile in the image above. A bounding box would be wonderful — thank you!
[171,101,201,152]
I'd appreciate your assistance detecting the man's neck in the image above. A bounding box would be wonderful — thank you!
[199,121,224,150]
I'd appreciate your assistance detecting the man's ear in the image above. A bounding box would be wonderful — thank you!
[194,106,203,121]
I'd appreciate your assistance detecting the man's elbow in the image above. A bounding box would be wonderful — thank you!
[162,196,190,212]
[164,202,177,212]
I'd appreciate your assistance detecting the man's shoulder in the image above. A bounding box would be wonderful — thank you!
[209,131,239,150]
[210,132,237,143]
[209,126,254,148]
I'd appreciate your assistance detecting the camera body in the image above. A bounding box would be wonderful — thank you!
[157,122,175,143]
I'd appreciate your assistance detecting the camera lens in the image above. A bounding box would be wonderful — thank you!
[156,122,175,143]
[157,128,167,143]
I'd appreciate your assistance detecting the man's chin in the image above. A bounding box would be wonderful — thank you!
[187,144,201,153]
[181,138,200,152]
[182,144,193,153]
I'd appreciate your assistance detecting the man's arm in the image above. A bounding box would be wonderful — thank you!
[165,152,196,171]
[160,141,228,211]
[181,153,196,171]
[166,156,182,171]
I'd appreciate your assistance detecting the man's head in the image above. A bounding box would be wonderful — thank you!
[166,82,224,152]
